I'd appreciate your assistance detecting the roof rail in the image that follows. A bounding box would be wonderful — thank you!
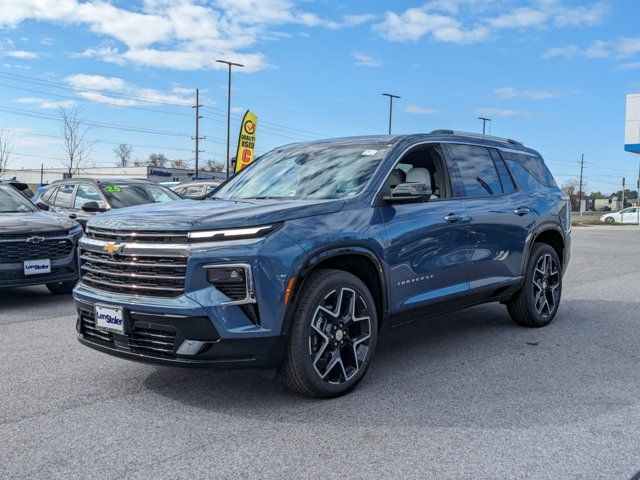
[430,130,522,146]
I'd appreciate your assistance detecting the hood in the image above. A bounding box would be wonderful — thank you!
[87,198,345,231]
[0,211,78,235]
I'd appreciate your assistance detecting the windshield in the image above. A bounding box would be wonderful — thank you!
[0,185,36,213]
[214,143,391,200]
[100,184,181,209]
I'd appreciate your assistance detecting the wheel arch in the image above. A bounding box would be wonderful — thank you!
[282,245,389,336]
[527,225,566,269]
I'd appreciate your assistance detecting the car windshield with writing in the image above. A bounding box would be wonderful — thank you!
[0,184,36,213]
[213,143,391,200]
[100,183,181,209]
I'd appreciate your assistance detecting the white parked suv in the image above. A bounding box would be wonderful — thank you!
[600,207,639,224]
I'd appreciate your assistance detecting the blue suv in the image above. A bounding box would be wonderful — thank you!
[74,131,571,397]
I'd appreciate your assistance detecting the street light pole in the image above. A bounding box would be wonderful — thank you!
[382,93,401,135]
[216,59,244,178]
[478,117,491,135]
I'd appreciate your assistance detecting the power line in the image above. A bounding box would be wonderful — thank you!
[0,105,192,137]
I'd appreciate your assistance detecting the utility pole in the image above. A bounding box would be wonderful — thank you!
[478,117,491,135]
[40,163,43,185]
[622,177,626,223]
[191,88,205,179]
[382,93,401,135]
[578,154,585,215]
[216,59,244,178]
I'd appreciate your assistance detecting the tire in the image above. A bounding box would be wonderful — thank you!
[280,269,378,398]
[506,243,562,328]
[46,280,77,295]
[605,217,615,224]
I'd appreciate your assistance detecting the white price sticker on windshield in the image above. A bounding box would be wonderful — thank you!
[362,150,378,156]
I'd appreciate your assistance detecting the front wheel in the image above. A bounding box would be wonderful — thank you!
[46,280,77,295]
[604,217,615,224]
[280,269,378,398]
[506,243,562,328]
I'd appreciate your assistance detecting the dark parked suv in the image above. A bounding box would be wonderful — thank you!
[74,131,571,397]
[38,178,181,227]
[0,183,82,293]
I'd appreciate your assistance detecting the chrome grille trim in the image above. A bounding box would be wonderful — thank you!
[81,265,186,281]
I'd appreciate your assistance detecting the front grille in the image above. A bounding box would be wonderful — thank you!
[86,227,189,244]
[80,249,186,297]
[0,239,73,263]
[79,308,177,359]
[0,230,68,240]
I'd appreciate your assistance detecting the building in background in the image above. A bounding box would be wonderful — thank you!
[1,166,225,189]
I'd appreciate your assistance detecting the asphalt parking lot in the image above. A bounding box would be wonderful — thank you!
[1,226,640,480]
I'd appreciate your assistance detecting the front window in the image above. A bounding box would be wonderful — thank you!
[214,143,391,200]
[100,184,181,209]
[0,185,36,213]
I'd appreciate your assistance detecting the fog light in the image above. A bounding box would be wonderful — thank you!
[205,264,254,305]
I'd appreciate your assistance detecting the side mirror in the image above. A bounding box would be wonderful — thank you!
[35,200,50,211]
[81,201,107,213]
[383,182,432,204]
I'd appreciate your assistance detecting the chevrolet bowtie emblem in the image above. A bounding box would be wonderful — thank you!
[103,243,122,255]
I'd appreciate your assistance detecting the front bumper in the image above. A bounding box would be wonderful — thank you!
[0,260,78,288]
[73,286,287,369]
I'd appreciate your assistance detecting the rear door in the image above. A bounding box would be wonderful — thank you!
[447,144,533,293]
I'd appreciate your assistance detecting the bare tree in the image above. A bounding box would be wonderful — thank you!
[204,159,224,173]
[114,144,133,167]
[60,107,93,176]
[171,159,188,169]
[0,126,12,178]
[147,153,168,167]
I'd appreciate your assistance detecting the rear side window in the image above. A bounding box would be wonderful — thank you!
[449,144,503,197]
[490,149,516,194]
[53,184,75,207]
[41,186,57,203]
[501,151,557,189]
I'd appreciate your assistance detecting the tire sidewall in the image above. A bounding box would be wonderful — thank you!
[292,270,378,397]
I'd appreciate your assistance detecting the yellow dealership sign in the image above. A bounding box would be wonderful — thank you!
[235,110,258,172]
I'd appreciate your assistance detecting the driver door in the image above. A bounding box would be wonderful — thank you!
[381,144,472,324]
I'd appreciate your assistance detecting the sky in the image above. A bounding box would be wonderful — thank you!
[0,0,639,194]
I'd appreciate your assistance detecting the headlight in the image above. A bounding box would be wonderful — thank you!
[188,223,281,241]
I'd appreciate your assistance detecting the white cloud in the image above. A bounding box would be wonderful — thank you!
[475,107,530,118]
[374,7,488,43]
[5,49,38,59]
[494,87,565,100]
[544,37,640,61]
[0,0,364,72]
[351,51,382,67]
[374,1,607,45]
[64,74,194,107]
[619,62,640,71]
[405,105,440,114]
[16,97,76,109]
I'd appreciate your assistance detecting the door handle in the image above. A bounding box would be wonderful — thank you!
[444,213,467,224]
[514,207,531,216]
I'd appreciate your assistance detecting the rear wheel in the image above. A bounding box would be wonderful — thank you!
[280,269,378,398]
[507,243,562,328]
[46,280,77,295]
